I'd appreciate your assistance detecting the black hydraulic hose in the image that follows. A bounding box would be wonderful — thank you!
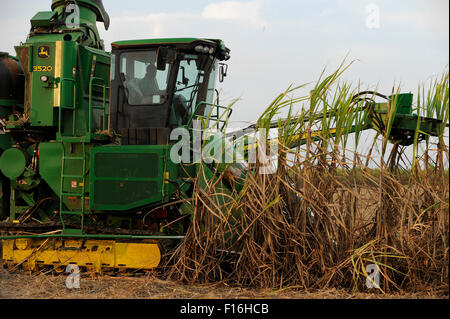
[351,91,390,102]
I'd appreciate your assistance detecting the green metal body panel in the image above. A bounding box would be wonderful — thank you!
[30,11,58,28]
[39,141,94,212]
[15,37,110,132]
[38,142,63,196]
[29,41,58,126]
[392,114,442,135]
[90,145,178,211]
[393,93,413,115]
[0,148,27,179]
[11,0,110,133]
[365,93,445,141]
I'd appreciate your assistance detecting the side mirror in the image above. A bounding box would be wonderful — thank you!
[180,66,189,86]
[157,47,176,71]
[219,63,228,83]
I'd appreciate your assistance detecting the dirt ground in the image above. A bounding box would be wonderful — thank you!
[0,269,446,299]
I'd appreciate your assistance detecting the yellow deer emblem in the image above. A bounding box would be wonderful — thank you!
[37,46,50,59]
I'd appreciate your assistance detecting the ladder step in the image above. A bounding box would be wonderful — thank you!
[61,211,84,216]
[61,192,87,197]
[60,105,76,110]
[59,139,87,235]
[64,156,85,160]
[59,136,90,143]
[62,174,86,178]
[62,229,84,235]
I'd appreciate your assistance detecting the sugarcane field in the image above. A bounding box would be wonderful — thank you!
[0,0,448,310]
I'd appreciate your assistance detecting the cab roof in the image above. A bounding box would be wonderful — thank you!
[112,38,201,47]
[111,38,230,60]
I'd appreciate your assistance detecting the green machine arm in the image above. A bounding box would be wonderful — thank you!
[234,92,447,153]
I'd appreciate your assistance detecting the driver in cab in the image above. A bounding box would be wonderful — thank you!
[139,64,160,98]
[125,63,163,105]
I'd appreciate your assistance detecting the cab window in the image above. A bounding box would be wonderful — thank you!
[119,50,171,105]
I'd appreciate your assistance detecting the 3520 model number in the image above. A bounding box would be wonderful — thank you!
[33,65,53,72]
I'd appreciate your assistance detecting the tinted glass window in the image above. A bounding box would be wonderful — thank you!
[119,51,171,105]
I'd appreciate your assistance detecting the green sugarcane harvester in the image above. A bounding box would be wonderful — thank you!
[0,0,446,273]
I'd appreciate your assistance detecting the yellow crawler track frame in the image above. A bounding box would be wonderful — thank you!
[1,238,161,273]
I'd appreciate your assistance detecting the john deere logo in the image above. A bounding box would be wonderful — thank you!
[37,46,50,59]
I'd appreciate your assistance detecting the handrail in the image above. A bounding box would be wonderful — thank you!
[88,76,107,135]
[58,78,77,136]
[187,101,233,131]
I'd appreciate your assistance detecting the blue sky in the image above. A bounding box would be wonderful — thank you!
[1,0,449,125]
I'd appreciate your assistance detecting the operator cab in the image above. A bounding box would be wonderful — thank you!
[109,38,230,145]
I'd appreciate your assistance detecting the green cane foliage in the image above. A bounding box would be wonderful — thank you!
[166,62,449,295]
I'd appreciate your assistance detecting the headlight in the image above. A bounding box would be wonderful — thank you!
[40,75,49,82]
[194,45,204,53]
